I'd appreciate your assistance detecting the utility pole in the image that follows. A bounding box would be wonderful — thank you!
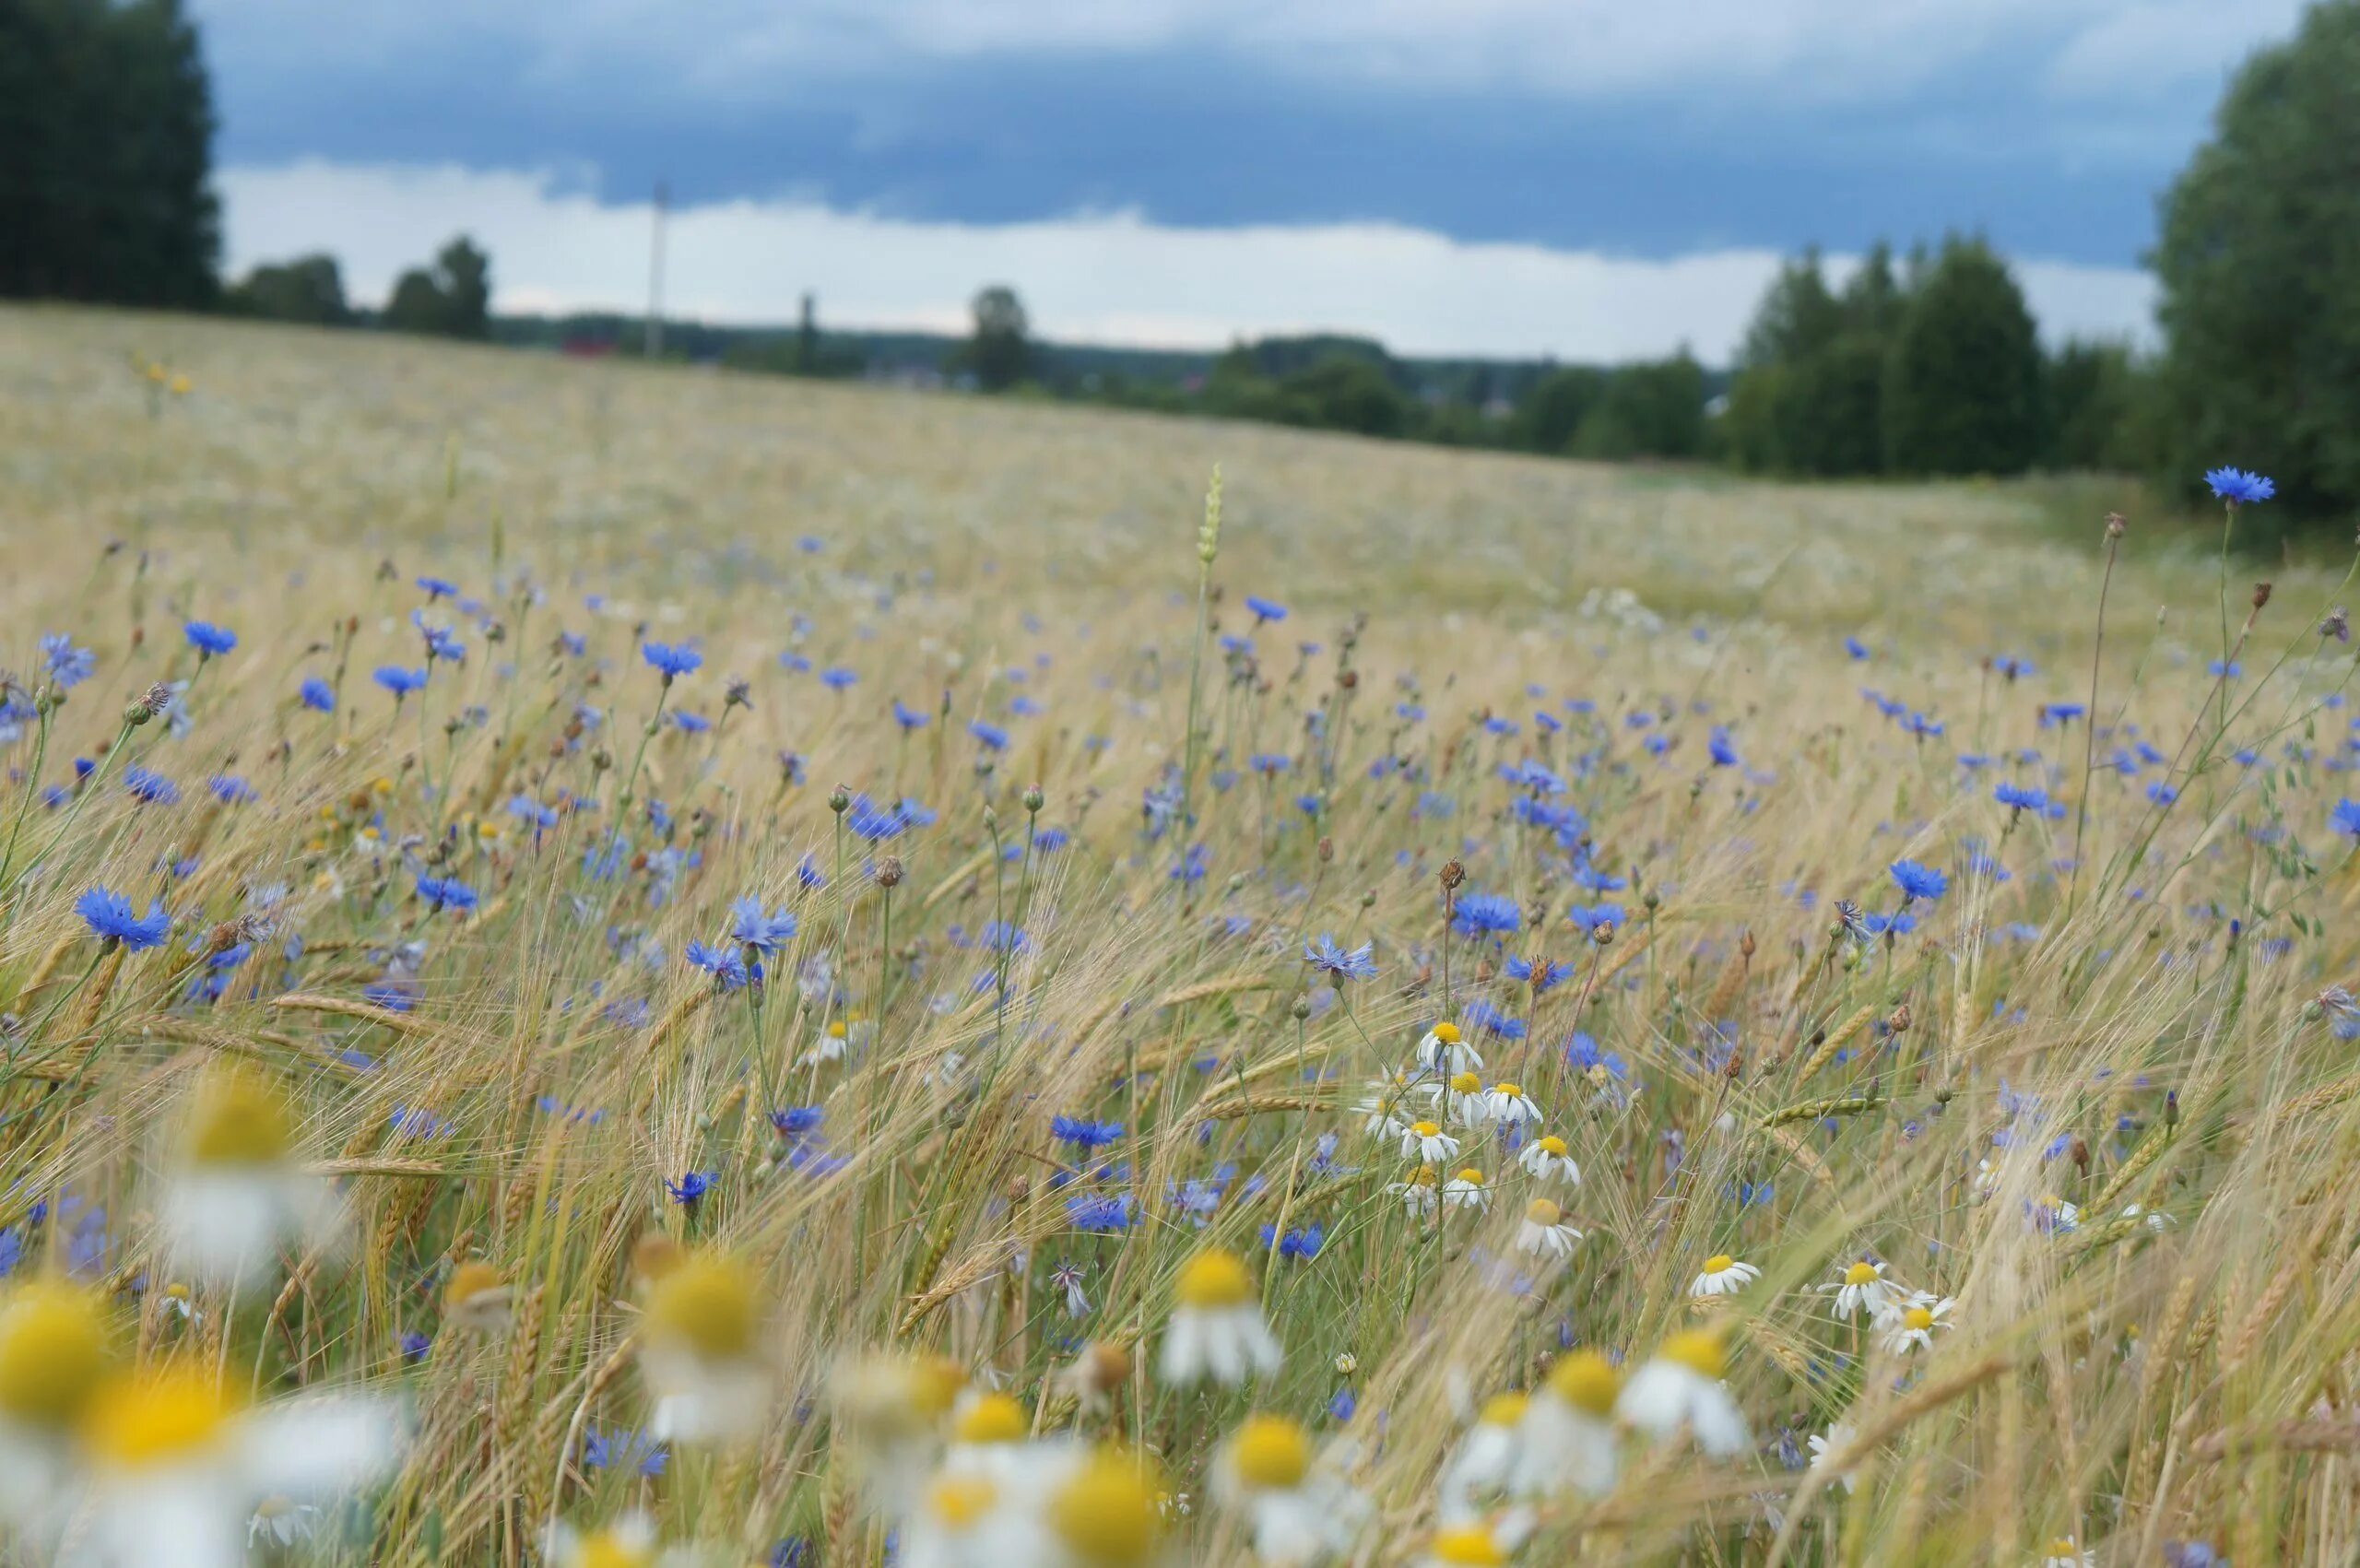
[644,178,668,360]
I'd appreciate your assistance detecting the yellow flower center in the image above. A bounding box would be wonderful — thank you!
[1904,1306,1935,1332]
[1427,1527,1508,1565]
[1658,1328,1727,1381]
[1492,1082,1524,1100]
[0,1279,111,1429]
[1410,1120,1444,1139]
[2047,1540,2080,1559]
[1175,1249,1254,1309]
[928,1475,999,1530]
[1547,1350,1622,1416]
[185,1072,293,1167]
[1452,1169,1486,1187]
[827,1020,848,1039]
[643,1255,758,1360]
[1431,1022,1461,1044]
[443,1260,505,1314]
[78,1368,237,1468]
[1228,1413,1310,1488]
[1405,1168,1438,1188]
[1526,1198,1563,1226]
[1047,1451,1163,1566]
[1537,1136,1569,1157]
[572,1528,654,1568]
[1448,1071,1481,1095]
[1478,1392,1528,1427]
[953,1392,1026,1444]
[1845,1262,1881,1287]
[1704,1254,1734,1274]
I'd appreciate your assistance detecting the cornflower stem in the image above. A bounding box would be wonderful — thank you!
[4,718,137,902]
[2065,526,2121,922]
[0,701,55,895]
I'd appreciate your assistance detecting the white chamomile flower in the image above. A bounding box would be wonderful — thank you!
[1482,1082,1541,1128]
[249,1495,320,1545]
[1823,1259,1904,1320]
[1041,1447,1169,1568]
[1878,1295,1955,1354]
[1517,1134,1581,1186]
[637,1252,773,1443]
[1514,1199,1582,1259]
[899,1468,1058,1568]
[1419,1513,1533,1568]
[1804,1422,1857,1492]
[1160,1249,1282,1387]
[2120,1203,2175,1232]
[1210,1413,1369,1565]
[1416,1021,1482,1076]
[1441,1168,1491,1213]
[2039,1536,2096,1568]
[833,1352,969,1516]
[1438,1393,1532,1523]
[1689,1254,1760,1299]
[2029,1195,2081,1233]
[1446,1073,1491,1129]
[1616,1330,1752,1457]
[1396,1119,1461,1165]
[0,1278,112,1525]
[1388,1168,1440,1219]
[545,1512,698,1568]
[155,1283,199,1323]
[943,1391,1062,1489]
[1359,1071,1438,1138]
[157,1067,343,1293]
[1512,1352,1620,1500]
[1972,1156,2004,1199]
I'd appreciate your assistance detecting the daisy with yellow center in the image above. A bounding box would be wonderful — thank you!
[2030,1195,2081,1233]
[1437,1393,1529,1524]
[1416,1021,1483,1076]
[1516,1134,1581,1186]
[1211,1413,1369,1565]
[1878,1294,1955,1354]
[1420,1515,1533,1568]
[1514,1198,1583,1259]
[1446,1072,1490,1129]
[2040,1537,2095,1568]
[1045,1448,1167,1567]
[158,1067,341,1292]
[1358,1070,1439,1139]
[1688,1254,1760,1299]
[1823,1258,1904,1320]
[1615,1329,1751,1456]
[1512,1351,1621,1500]
[1387,1166,1441,1219]
[544,1514,681,1568]
[442,1259,513,1332]
[1804,1421,1857,1492]
[1442,1168,1491,1212]
[638,1252,771,1443]
[1482,1082,1541,1127]
[941,1390,1068,1496]
[1160,1248,1281,1387]
[1397,1119,1461,1165]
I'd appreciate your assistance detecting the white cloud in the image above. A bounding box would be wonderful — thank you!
[220,160,2157,361]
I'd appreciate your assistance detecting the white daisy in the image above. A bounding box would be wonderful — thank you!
[1415,1021,1483,1077]
[638,1252,773,1443]
[1517,1134,1581,1186]
[1441,1168,1492,1213]
[1395,1119,1461,1165]
[1437,1394,1528,1524]
[2039,1537,2096,1568]
[2029,1195,2081,1233]
[1514,1199,1582,1259]
[1512,1352,1620,1500]
[1804,1422,1857,1492]
[1616,1331,1752,1456]
[1419,1513,1533,1568]
[1358,1071,1439,1138]
[248,1495,319,1545]
[1822,1259,1904,1320]
[1878,1295,1955,1355]
[1689,1254,1760,1299]
[156,1068,343,1293]
[1482,1082,1542,1128]
[1387,1169,1441,1219]
[1210,1413,1369,1566]
[1160,1249,1282,1387]
[1446,1073,1491,1129]
[545,1512,697,1568]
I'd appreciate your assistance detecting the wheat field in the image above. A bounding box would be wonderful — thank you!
[0,304,2352,1568]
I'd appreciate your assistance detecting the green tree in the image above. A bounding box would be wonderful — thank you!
[1281,357,1409,438]
[2045,339,2151,472]
[1882,236,2045,477]
[2151,0,2360,517]
[227,253,348,325]
[1739,249,1843,369]
[960,285,1032,392]
[382,236,492,339]
[0,0,219,306]
[1575,351,1706,460]
[1508,366,1610,454]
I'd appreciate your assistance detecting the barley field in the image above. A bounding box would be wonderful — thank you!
[0,305,2351,1568]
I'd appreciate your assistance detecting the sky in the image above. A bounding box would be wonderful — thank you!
[195,0,2309,362]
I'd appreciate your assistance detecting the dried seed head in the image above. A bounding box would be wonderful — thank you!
[2253,581,2273,610]
[874,856,904,890]
[2104,512,2127,539]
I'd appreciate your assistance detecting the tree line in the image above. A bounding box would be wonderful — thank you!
[11,0,2360,525]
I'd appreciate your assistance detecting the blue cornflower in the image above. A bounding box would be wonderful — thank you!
[411,611,465,664]
[582,1425,669,1477]
[1245,595,1289,623]
[844,794,910,842]
[75,887,170,950]
[398,1331,432,1364]
[979,921,1028,953]
[891,700,930,730]
[1565,902,1624,930]
[2203,466,2274,505]
[969,720,1009,751]
[1305,934,1377,982]
[2147,782,2180,806]
[770,1107,823,1145]
[1328,1387,1357,1421]
[685,941,752,990]
[1052,1116,1126,1150]
[1067,1192,1135,1232]
[729,897,798,951]
[508,795,559,831]
[1844,636,1870,660]
[416,875,478,914]
[299,677,336,713]
[1994,782,2050,813]
[184,621,236,657]
[1890,859,1949,903]
[671,711,711,734]
[1708,726,1740,767]
[643,642,702,681]
[388,1106,453,1139]
[667,1171,718,1206]
[1170,843,1210,885]
[1262,1221,1325,1260]
[41,634,96,689]
[819,666,858,690]
[124,765,181,806]
[417,575,458,600]
[2333,799,2360,838]
[374,666,429,699]
[207,774,256,805]
[1450,892,1521,940]
[1504,954,1573,993]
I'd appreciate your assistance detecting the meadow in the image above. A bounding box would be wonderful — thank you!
[0,304,2351,1568]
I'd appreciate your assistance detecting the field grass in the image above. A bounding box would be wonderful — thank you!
[0,303,2355,1568]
